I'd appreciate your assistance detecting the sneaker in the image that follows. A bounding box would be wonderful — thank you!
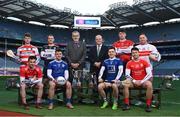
[145,105,152,112]
[66,103,74,109]
[100,101,108,109]
[48,103,53,110]
[134,101,143,106]
[35,103,43,109]
[112,103,118,110]
[122,104,130,111]
[151,100,157,108]
[23,103,30,110]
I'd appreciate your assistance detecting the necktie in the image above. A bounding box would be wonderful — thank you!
[97,45,100,56]
[74,42,79,48]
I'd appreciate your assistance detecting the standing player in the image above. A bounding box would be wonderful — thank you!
[98,47,123,110]
[136,33,161,72]
[47,49,73,110]
[41,35,59,82]
[122,47,153,112]
[112,31,134,69]
[17,33,40,65]
[20,56,43,110]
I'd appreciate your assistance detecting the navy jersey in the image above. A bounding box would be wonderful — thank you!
[102,58,123,82]
[41,45,60,66]
[48,60,68,79]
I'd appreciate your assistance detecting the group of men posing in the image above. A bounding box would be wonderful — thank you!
[16,30,161,112]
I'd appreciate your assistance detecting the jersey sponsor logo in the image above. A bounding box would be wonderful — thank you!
[62,64,65,68]
[140,63,144,67]
[107,65,116,73]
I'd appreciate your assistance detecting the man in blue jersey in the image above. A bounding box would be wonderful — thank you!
[47,49,73,110]
[98,47,123,110]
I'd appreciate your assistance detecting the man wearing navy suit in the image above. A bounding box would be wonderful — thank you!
[89,35,108,80]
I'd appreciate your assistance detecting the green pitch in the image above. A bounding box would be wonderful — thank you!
[0,76,180,116]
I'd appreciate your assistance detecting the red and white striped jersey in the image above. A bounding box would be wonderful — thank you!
[17,44,40,65]
[136,43,161,70]
[113,39,134,63]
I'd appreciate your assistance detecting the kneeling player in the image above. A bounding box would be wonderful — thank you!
[122,47,153,112]
[98,47,123,110]
[20,56,43,110]
[47,49,73,110]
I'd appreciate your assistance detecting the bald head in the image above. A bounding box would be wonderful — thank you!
[72,31,80,42]
[95,35,103,45]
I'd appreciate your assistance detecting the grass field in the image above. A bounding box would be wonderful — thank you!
[0,76,180,116]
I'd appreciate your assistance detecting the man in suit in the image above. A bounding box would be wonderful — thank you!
[89,35,108,80]
[65,31,86,83]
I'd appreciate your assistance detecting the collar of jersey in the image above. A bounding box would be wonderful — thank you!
[109,57,116,60]
[55,60,62,62]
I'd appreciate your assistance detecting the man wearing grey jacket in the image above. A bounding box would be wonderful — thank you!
[65,31,86,83]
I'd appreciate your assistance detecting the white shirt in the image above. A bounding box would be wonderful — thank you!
[136,43,161,70]
[97,44,102,56]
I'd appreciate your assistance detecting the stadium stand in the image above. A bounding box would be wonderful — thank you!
[1,19,180,44]
[0,57,19,68]
[154,60,180,75]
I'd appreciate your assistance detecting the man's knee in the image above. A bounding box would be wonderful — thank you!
[112,83,118,89]
[124,84,130,89]
[144,81,153,89]
[20,83,26,89]
[98,83,105,90]
[37,83,43,89]
[49,81,56,89]
[66,81,72,89]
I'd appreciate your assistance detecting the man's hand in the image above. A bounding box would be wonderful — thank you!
[74,63,80,68]
[149,53,158,61]
[111,79,119,84]
[71,63,75,68]
[53,79,57,84]
[31,76,37,81]
[133,80,142,87]
[98,78,103,83]
[94,62,101,68]
[71,63,80,68]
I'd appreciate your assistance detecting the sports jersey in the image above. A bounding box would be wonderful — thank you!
[100,58,123,82]
[113,39,134,63]
[17,44,40,65]
[126,59,150,80]
[20,65,43,79]
[136,43,161,70]
[47,60,68,79]
[41,45,59,66]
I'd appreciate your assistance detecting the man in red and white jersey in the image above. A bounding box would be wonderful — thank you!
[20,56,43,110]
[122,47,153,112]
[112,31,134,66]
[136,34,161,70]
[17,33,40,65]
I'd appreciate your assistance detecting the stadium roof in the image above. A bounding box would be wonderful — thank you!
[0,0,180,28]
